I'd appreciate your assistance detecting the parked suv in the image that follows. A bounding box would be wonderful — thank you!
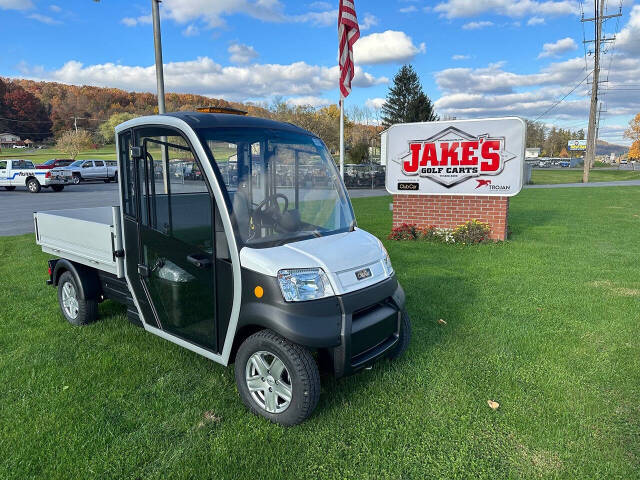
[36,159,74,170]
[61,159,118,184]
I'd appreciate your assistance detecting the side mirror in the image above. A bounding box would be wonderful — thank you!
[130,146,143,159]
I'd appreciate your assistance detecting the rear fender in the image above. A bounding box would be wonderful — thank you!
[52,259,100,300]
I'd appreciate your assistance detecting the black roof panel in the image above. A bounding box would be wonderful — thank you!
[164,111,313,136]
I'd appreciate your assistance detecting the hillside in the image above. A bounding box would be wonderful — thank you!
[596,139,629,156]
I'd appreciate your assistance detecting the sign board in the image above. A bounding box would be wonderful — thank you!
[567,139,587,151]
[385,117,525,196]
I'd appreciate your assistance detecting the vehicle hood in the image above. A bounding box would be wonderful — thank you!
[239,228,391,295]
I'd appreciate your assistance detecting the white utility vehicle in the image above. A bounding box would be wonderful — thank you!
[34,112,411,425]
[1,159,69,192]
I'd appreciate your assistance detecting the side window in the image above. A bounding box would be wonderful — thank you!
[119,131,135,217]
[136,127,213,251]
[83,161,92,168]
[0,161,6,169]
[204,140,238,192]
[95,161,104,167]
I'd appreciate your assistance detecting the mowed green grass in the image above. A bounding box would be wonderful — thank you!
[0,145,116,163]
[532,168,640,184]
[1,188,639,479]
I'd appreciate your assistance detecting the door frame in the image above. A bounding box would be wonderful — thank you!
[116,117,243,366]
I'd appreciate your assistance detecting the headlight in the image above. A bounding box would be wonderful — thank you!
[383,254,394,275]
[277,268,334,302]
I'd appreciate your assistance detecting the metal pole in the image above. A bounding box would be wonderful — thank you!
[151,0,165,114]
[339,96,344,179]
[151,0,168,192]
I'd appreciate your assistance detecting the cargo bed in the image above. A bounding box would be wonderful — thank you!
[34,206,124,277]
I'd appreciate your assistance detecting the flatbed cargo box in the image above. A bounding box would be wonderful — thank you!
[34,206,124,278]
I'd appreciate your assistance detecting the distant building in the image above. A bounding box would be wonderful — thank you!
[525,148,541,159]
[0,133,21,148]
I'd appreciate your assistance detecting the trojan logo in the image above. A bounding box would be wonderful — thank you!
[475,179,492,189]
[397,126,517,188]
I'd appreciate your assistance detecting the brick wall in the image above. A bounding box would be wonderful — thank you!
[392,194,509,241]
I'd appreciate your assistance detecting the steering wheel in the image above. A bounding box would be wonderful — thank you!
[255,193,289,226]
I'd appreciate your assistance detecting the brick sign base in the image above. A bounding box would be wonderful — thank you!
[392,195,509,241]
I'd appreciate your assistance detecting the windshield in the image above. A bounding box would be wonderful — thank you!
[42,159,54,165]
[197,127,355,248]
[70,160,83,167]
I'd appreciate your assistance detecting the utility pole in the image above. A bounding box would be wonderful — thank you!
[582,0,620,182]
[151,0,169,191]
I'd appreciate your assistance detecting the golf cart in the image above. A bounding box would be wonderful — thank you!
[35,112,411,425]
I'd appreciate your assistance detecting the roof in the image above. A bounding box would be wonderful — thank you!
[163,111,312,136]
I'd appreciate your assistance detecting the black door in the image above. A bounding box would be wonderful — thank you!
[120,126,218,351]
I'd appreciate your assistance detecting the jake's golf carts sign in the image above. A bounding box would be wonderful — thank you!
[385,117,526,196]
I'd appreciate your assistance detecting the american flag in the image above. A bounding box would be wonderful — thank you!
[338,0,360,98]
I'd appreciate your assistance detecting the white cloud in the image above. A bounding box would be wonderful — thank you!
[399,6,418,13]
[287,96,332,107]
[360,13,378,31]
[462,21,493,30]
[28,13,61,25]
[20,57,387,102]
[354,30,426,65]
[182,25,200,36]
[0,0,33,10]
[228,43,259,64]
[291,9,336,26]
[617,5,640,55]
[309,1,331,10]
[121,14,152,27]
[434,0,578,19]
[537,37,577,58]
[527,16,546,25]
[49,5,61,13]
[452,54,470,60]
[365,97,386,109]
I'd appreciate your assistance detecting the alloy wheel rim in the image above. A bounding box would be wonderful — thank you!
[61,281,79,319]
[245,351,292,414]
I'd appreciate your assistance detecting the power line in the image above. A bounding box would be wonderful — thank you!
[533,70,593,122]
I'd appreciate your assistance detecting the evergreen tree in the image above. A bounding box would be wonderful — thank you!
[381,65,437,127]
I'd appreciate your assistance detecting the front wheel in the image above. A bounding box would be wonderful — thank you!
[51,185,64,192]
[26,178,41,193]
[388,310,412,360]
[3,186,16,191]
[235,329,320,426]
[72,174,81,185]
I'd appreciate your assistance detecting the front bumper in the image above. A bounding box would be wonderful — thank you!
[237,269,406,378]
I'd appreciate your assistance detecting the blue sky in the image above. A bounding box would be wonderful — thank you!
[1,0,639,144]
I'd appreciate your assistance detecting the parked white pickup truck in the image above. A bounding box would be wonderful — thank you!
[0,158,70,192]
[61,159,118,184]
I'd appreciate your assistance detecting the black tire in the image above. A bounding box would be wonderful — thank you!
[235,329,320,426]
[72,174,81,185]
[113,175,118,183]
[388,310,412,360]
[57,271,98,326]
[26,178,41,193]
[103,178,111,183]
[51,185,64,192]
[4,186,16,191]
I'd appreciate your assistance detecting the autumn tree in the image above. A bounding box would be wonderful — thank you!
[625,113,640,160]
[99,112,138,143]
[55,129,94,159]
[0,78,51,140]
[381,65,437,127]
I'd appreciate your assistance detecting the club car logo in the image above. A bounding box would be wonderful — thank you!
[397,126,518,188]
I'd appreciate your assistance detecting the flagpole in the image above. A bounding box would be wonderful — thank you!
[339,95,345,179]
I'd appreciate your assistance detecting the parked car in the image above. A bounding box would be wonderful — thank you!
[36,159,74,170]
[0,159,69,192]
[537,160,550,168]
[61,159,118,184]
[559,161,570,168]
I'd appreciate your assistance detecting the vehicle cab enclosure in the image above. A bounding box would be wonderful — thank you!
[115,113,407,377]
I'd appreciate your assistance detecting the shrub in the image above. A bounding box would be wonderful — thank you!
[450,220,491,244]
[388,223,421,240]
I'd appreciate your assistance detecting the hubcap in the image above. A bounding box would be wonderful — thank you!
[28,181,37,192]
[61,281,79,319]
[245,351,292,414]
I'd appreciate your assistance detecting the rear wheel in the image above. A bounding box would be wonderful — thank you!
[103,178,111,183]
[57,271,97,326]
[26,178,41,193]
[3,186,16,191]
[388,310,411,360]
[235,329,320,426]
[51,185,64,192]
[72,174,81,185]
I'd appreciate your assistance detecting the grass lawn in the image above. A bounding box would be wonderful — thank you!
[1,187,639,479]
[0,145,116,163]
[531,168,640,184]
